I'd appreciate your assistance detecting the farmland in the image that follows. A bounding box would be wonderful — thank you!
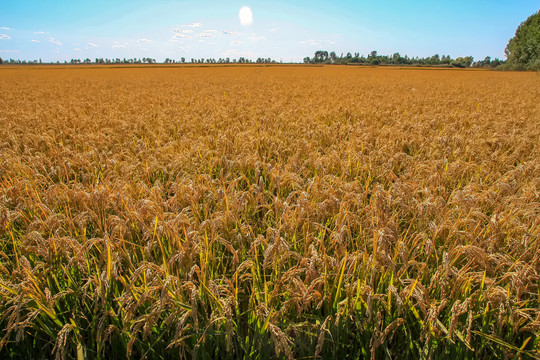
[0,65,539,359]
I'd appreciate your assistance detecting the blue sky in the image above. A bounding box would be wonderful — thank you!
[0,1,538,62]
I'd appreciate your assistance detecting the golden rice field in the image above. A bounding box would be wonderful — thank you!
[0,65,539,359]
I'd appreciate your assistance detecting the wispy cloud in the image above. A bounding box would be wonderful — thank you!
[0,27,13,30]
[87,42,99,48]
[197,32,213,38]
[182,22,202,28]
[299,39,336,46]
[0,49,20,53]
[48,38,62,46]
[33,31,46,34]
[138,38,152,43]
[112,42,127,49]
[299,39,318,46]
[223,30,241,35]
[249,35,265,41]
[31,39,40,43]
[172,28,194,34]
[230,40,242,46]
[0,34,12,40]
[171,33,191,40]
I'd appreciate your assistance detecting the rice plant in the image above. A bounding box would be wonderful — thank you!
[0,65,538,359]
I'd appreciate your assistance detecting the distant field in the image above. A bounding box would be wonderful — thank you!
[0,66,538,359]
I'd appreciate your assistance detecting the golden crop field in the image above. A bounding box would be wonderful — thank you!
[0,65,539,359]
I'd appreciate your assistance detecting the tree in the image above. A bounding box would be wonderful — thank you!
[451,56,473,68]
[490,58,503,68]
[313,50,328,63]
[0,57,3,64]
[329,51,337,63]
[368,51,380,65]
[505,10,540,70]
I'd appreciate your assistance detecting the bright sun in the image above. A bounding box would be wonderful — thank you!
[239,6,253,26]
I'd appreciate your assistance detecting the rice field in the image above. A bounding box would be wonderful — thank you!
[0,65,539,359]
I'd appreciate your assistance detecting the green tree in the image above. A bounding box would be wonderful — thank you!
[505,10,540,70]
[429,54,440,65]
[392,52,400,64]
[451,56,473,68]
[314,50,329,63]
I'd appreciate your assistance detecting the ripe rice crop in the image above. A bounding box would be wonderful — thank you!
[0,65,539,359]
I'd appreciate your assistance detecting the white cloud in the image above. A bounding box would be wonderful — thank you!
[34,31,45,34]
[74,48,82,51]
[112,44,126,49]
[182,22,202,28]
[223,30,241,35]
[171,34,191,42]
[206,30,218,33]
[0,27,13,30]
[230,40,242,46]
[172,28,194,34]
[138,38,152,42]
[249,35,265,41]
[299,39,336,47]
[0,34,12,40]
[197,32,213,38]
[48,38,62,46]
[0,49,20,53]
[31,39,40,43]
[268,28,278,32]
[299,39,317,46]
[87,42,98,48]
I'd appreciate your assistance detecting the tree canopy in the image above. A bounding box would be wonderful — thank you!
[505,10,540,70]
[303,50,482,68]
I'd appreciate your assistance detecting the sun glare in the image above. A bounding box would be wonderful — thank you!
[239,6,253,26]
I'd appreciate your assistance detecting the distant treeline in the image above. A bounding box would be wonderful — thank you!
[303,50,505,68]
[0,57,279,65]
[0,53,505,69]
